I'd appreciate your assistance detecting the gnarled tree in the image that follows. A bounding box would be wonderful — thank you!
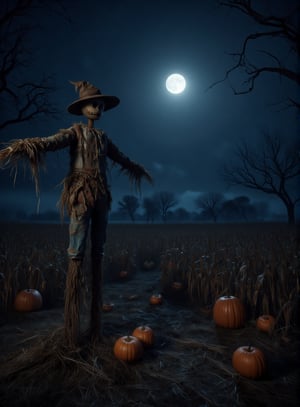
[142,196,160,223]
[155,191,178,223]
[211,0,300,108]
[222,132,300,224]
[195,192,224,223]
[0,0,70,131]
[118,195,140,222]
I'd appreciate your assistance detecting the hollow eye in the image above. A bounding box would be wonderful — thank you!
[92,102,104,111]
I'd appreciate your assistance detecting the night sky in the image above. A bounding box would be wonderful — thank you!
[0,0,299,219]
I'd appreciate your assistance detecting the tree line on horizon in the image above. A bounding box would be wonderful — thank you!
[0,191,288,224]
[112,191,280,223]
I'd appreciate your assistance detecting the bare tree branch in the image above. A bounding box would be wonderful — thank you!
[0,0,70,132]
[219,0,299,44]
[118,195,139,222]
[154,191,177,222]
[208,1,300,107]
[195,192,224,222]
[222,132,300,224]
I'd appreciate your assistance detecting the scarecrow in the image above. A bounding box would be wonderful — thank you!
[0,81,152,347]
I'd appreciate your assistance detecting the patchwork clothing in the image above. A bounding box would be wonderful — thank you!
[1,123,148,259]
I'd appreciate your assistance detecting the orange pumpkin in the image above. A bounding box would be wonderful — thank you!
[232,345,266,379]
[132,325,154,347]
[14,289,43,312]
[149,294,163,305]
[213,295,245,328]
[113,335,144,362]
[256,314,275,333]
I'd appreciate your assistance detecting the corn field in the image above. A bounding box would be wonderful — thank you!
[0,222,299,334]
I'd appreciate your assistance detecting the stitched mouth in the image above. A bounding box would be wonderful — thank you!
[87,111,100,117]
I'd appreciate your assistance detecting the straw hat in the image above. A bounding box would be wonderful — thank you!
[67,80,120,115]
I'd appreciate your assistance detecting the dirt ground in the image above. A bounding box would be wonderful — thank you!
[0,266,299,407]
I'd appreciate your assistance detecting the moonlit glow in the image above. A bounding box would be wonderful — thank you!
[166,73,186,94]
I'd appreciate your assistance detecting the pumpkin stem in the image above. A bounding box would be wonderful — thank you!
[247,345,252,352]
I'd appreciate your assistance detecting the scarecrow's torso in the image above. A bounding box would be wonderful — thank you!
[70,125,107,176]
[39,123,132,212]
[58,124,111,214]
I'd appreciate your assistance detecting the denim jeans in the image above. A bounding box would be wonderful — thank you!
[67,196,109,260]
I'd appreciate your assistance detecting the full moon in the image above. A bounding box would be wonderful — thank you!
[166,73,186,94]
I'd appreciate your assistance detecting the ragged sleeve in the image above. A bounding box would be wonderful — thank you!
[0,126,76,208]
[106,135,153,190]
[0,126,76,161]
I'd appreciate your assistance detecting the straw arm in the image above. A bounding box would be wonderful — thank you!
[107,137,153,189]
[0,127,75,168]
[0,128,76,211]
[0,138,44,169]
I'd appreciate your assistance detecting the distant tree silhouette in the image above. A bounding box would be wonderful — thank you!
[173,207,190,222]
[118,195,139,222]
[222,132,300,224]
[195,192,224,223]
[210,0,300,109]
[221,199,240,221]
[0,1,70,131]
[220,195,258,221]
[155,191,177,222]
[142,196,160,223]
